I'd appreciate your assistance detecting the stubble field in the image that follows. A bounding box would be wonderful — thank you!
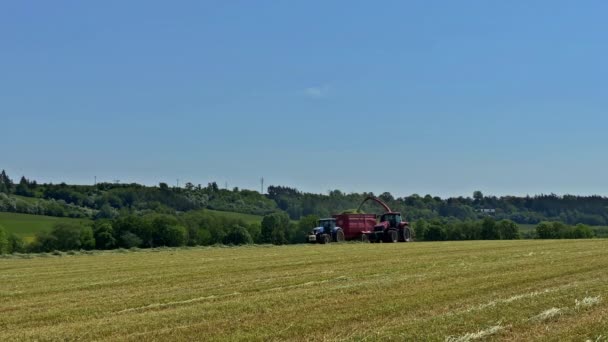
[1,240,607,341]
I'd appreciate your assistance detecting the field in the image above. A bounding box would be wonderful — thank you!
[1,240,608,341]
[0,212,91,241]
[204,209,263,224]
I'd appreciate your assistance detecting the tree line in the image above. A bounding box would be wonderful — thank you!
[0,215,598,255]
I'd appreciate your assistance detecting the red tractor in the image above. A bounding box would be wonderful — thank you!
[357,196,413,243]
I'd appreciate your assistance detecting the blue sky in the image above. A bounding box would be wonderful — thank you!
[1,1,607,197]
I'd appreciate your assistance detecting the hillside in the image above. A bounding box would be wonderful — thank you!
[0,212,91,241]
[1,240,607,340]
[204,209,263,225]
[2,169,608,227]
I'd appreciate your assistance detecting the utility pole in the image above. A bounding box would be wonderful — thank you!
[176,179,179,188]
[225,181,228,190]
[94,176,97,186]
[260,177,264,194]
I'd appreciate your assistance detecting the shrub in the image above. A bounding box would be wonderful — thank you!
[8,233,24,253]
[497,219,520,240]
[50,223,95,251]
[93,221,116,249]
[223,225,253,245]
[29,231,58,253]
[424,224,445,241]
[0,226,8,254]
[119,232,142,248]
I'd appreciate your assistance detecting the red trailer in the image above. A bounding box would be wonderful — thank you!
[333,213,377,241]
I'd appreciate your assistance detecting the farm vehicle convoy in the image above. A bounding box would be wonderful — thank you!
[308,196,413,244]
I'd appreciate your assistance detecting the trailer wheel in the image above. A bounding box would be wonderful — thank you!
[386,230,398,243]
[334,229,345,243]
[361,234,370,243]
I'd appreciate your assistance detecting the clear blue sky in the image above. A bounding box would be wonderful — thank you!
[2,1,607,197]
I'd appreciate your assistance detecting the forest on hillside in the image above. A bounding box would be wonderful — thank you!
[1,170,606,225]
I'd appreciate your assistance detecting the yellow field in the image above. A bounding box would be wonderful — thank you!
[1,240,607,341]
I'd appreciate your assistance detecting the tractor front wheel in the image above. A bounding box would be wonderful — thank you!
[361,234,370,243]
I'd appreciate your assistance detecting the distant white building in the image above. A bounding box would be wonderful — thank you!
[477,208,496,214]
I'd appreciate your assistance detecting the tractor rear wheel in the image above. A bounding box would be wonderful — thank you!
[334,229,345,242]
[386,230,398,243]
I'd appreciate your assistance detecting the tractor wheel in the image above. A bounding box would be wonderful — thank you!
[361,234,370,243]
[386,230,398,243]
[322,234,331,244]
[334,229,345,243]
[400,227,412,242]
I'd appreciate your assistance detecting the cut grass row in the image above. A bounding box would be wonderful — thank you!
[1,240,607,341]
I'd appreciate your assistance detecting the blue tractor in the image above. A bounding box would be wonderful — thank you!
[308,218,345,244]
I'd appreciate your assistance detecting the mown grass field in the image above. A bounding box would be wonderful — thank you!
[1,240,607,341]
[0,212,91,241]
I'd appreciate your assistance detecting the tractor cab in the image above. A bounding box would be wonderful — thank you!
[314,218,336,234]
[379,212,402,228]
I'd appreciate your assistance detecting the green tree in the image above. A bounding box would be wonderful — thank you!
[294,215,319,243]
[29,231,58,252]
[15,176,33,196]
[473,191,484,204]
[223,225,253,245]
[120,232,142,248]
[8,233,24,253]
[536,221,558,239]
[497,219,520,240]
[261,212,291,245]
[50,223,95,251]
[424,224,445,241]
[0,225,8,254]
[413,219,429,241]
[572,224,594,239]
[149,215,188,247]
[480,217,499,240]
[0,170,13,194]
[246,223,261,243]
[93,221,116,249]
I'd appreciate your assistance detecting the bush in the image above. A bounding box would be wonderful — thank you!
[50,223,95,251]
[261,212,291,245]
[8,233,24,253]
[0,226,8,254]
[119,232,142,248]
[497,219,520,240]
[149,215,188,247]
[424,224,445,241]
[413,220,429,241]
[93,221,116,249]
[223,225,253,245]
[29,231,58,253]
[480,218,499,240]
